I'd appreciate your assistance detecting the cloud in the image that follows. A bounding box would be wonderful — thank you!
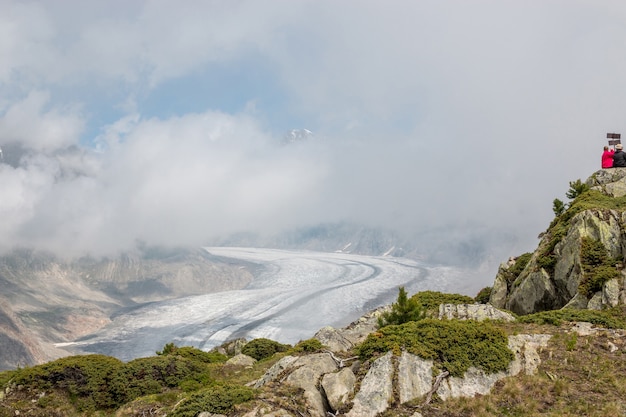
[0,91,84,151]
[1,1,626,262]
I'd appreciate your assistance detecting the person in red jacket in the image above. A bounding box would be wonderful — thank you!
[602,145,615,168]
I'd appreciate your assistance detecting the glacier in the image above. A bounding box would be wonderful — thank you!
[72,247,467,361]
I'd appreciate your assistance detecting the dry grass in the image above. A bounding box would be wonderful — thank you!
[403,324,626,417]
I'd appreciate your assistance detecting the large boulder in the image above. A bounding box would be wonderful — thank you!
[586,167,626,197]
[397,352,433,404]
[313,306,389,352]
[345,351,395,417]
[321,367,357,411]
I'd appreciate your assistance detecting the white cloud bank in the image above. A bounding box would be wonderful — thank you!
[0,1,625,259]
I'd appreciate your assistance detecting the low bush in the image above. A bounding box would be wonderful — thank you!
[578,237,621,297]
[475,287,492,304]
[410,291,475,314]
[9,350,217,412]
[157,343,227,363]
[168,383,255,417]
[241,338,291,361]
[123,355,212,398]
[516,308,626,329]
[356,319,513,377]
[292,338,324,353]
[11,354,126,411]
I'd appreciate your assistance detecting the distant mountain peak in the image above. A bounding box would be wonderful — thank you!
[282,129,314,144]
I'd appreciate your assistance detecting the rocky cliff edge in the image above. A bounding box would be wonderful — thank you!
[490,168,626,315]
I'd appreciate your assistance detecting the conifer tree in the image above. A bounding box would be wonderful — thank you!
[378,286,424,327]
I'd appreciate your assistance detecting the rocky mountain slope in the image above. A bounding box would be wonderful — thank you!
[0,247,253,370]
[490,168,626,315]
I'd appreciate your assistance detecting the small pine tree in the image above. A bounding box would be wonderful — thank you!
[156,342,177,356]
[378,286,424,327]
[565,179,589,200]
[552,198,566,216]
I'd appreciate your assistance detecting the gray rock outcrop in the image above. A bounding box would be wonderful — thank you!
[313,306,390,352]
[284,354,339,417]
[397,352,433,403]
[490,169,626,315]
[438,303,515,322]
[225,353,256,368]
[345,351,395,417]
[250,331,551,416]
[321,367,356,411]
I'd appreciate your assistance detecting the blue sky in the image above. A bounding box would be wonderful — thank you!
[0,1,625,262]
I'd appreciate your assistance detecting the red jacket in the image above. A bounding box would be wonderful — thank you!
[602,150,615,168]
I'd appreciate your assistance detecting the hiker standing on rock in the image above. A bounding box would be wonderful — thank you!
[613,144,626,167]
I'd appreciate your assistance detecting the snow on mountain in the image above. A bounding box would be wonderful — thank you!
[282,128,314,144]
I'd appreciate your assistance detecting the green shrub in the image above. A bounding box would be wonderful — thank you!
[410,291,475,314]
[537,253,557,272]
[293,338,324,353]
[0,370,15,387]
[580,237,609,267]
[475,287,492,304]
[12,354,126,411]
[566,332,578,351]
[579,265,620,297]
[565,179,590,200]
[356,319,513,377]
[168,383,255,417]
[578,237,621,297]
[157,342,177,355]
[553,198,566,216]
[175,346,227,364]
[156,343,226,363]
[537,226,567,276]
[378,286,425,327]
[508,253,532,279]
[10,351,216,412]
[517,308,626,329]
[123,355,212,398]
[241,338,290,361]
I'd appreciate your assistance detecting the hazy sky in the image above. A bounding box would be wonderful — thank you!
[0,0,623,258]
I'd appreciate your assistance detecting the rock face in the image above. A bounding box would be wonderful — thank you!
[0,248,253,370]
[225,353,256,368]
[438,303,516,322]
[321,367,356,411]
[249,333,551,417]
[586,167,626,197]
[490,169,626,315]
[313,306,390,352]
[397,352,434,403]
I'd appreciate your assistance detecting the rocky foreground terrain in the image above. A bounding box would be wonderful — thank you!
[1,296,626,416]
